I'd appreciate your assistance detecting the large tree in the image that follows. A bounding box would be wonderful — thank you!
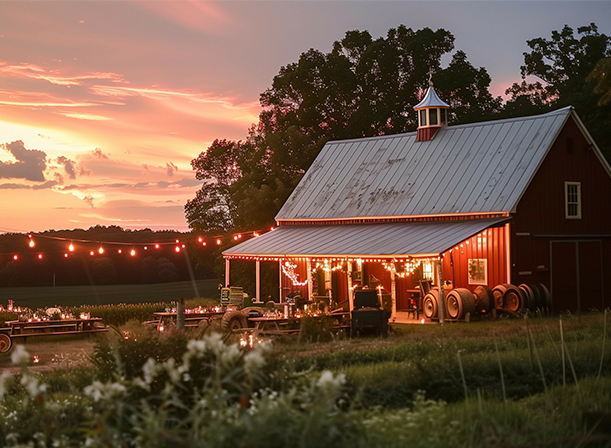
[186,25,502,234]
[504,23,611,159]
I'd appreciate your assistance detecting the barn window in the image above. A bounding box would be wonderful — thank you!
[565,182,581,219]
[429,108,438,126]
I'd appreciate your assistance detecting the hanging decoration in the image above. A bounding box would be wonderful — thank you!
[281,260,308,287]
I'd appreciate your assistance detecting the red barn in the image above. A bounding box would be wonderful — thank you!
[224,86,611,321]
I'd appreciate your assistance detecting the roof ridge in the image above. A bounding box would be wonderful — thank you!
[327,106,574,145]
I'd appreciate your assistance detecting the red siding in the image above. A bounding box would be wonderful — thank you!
[513,116,611,310]
[441,225,508,292]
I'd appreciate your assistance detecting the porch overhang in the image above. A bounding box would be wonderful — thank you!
[223,218,509,260]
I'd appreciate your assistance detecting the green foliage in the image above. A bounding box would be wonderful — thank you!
[504,23,611,161]
[65,302,168,327]
[186,25,501,233]
[298,316,336,343]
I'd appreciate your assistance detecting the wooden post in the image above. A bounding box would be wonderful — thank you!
[436,259,445,325]
[225,259,230,287]
[307,258,313,301]
[390,270,396,322]
[256,260,261,302]
[347,260,354,312]
[177,297,185,330]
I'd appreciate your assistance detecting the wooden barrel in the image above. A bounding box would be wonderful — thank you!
[422,288,440,319]
[518,284,540,311]
[492,284,510,309]
[473,285,494,313]
[445,288,476,320]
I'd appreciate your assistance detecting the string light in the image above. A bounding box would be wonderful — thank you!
[98,246,104,255]
[281,260,308,286]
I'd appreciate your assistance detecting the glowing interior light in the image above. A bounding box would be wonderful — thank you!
[130,249,136,257]
[69,243,75,252]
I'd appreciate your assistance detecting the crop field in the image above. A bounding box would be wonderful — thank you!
[0,279,220,308]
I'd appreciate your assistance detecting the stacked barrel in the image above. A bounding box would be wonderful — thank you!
[421,283,551,321]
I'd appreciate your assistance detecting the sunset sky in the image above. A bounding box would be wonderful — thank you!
[1,1,610,234]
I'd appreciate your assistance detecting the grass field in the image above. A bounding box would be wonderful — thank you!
[0,279,221,308]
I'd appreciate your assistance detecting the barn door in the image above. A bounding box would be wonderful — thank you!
[550,240,603,313]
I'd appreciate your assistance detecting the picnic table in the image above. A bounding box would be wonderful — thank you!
[0,317,108,353]
[147,310,225,330]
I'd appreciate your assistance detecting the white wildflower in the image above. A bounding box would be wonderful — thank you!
[316,370,346,393]
[186,339,206,356]
[0,371,13,399]
[220,343,241,366]
[243,350,265,376]
[163,358,180,384]
[20,374,46,398]
[84,380,127,402]
[203,332,224,356]
[142,357,159,385]
[11,345,29,365]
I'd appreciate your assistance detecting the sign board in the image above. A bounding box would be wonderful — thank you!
[221,286,244,306]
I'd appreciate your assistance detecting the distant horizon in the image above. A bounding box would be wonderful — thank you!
[2,1,610,233]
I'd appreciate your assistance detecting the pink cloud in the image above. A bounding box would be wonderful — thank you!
[137,1,234,35]
[0,62,124,86]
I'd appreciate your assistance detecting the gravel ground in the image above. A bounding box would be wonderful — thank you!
[0,336,102,374]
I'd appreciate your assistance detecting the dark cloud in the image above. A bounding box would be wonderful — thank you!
[83,195,94,208]
[56,156,77,179]
[92,148,108,159]
[166,162,178,177]
[157,177,201,188]
[54,172,65,184]
[0,140,47,181]
[0,180,57,190]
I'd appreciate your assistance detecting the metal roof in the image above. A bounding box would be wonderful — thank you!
[276,107,572,222]
[223,218,508,258]
[414,85,450,109]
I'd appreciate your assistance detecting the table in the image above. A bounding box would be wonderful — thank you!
[0,318,108,353]
[150,311,225,329]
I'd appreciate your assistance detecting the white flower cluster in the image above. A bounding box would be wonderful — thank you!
[84,380,127,402]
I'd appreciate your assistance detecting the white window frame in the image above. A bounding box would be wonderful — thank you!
[565,182,581,219]
[467,258,488,285]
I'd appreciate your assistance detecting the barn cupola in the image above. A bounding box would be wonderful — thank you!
[413,82,450,142]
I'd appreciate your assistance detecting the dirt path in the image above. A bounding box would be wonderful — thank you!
[0,336,99,374]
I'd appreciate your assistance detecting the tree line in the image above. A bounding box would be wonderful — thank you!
[186,23,611,236]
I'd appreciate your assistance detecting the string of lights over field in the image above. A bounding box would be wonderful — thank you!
[0,227,275,261]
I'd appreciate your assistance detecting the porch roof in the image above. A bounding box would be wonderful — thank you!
[223,218,508,259]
